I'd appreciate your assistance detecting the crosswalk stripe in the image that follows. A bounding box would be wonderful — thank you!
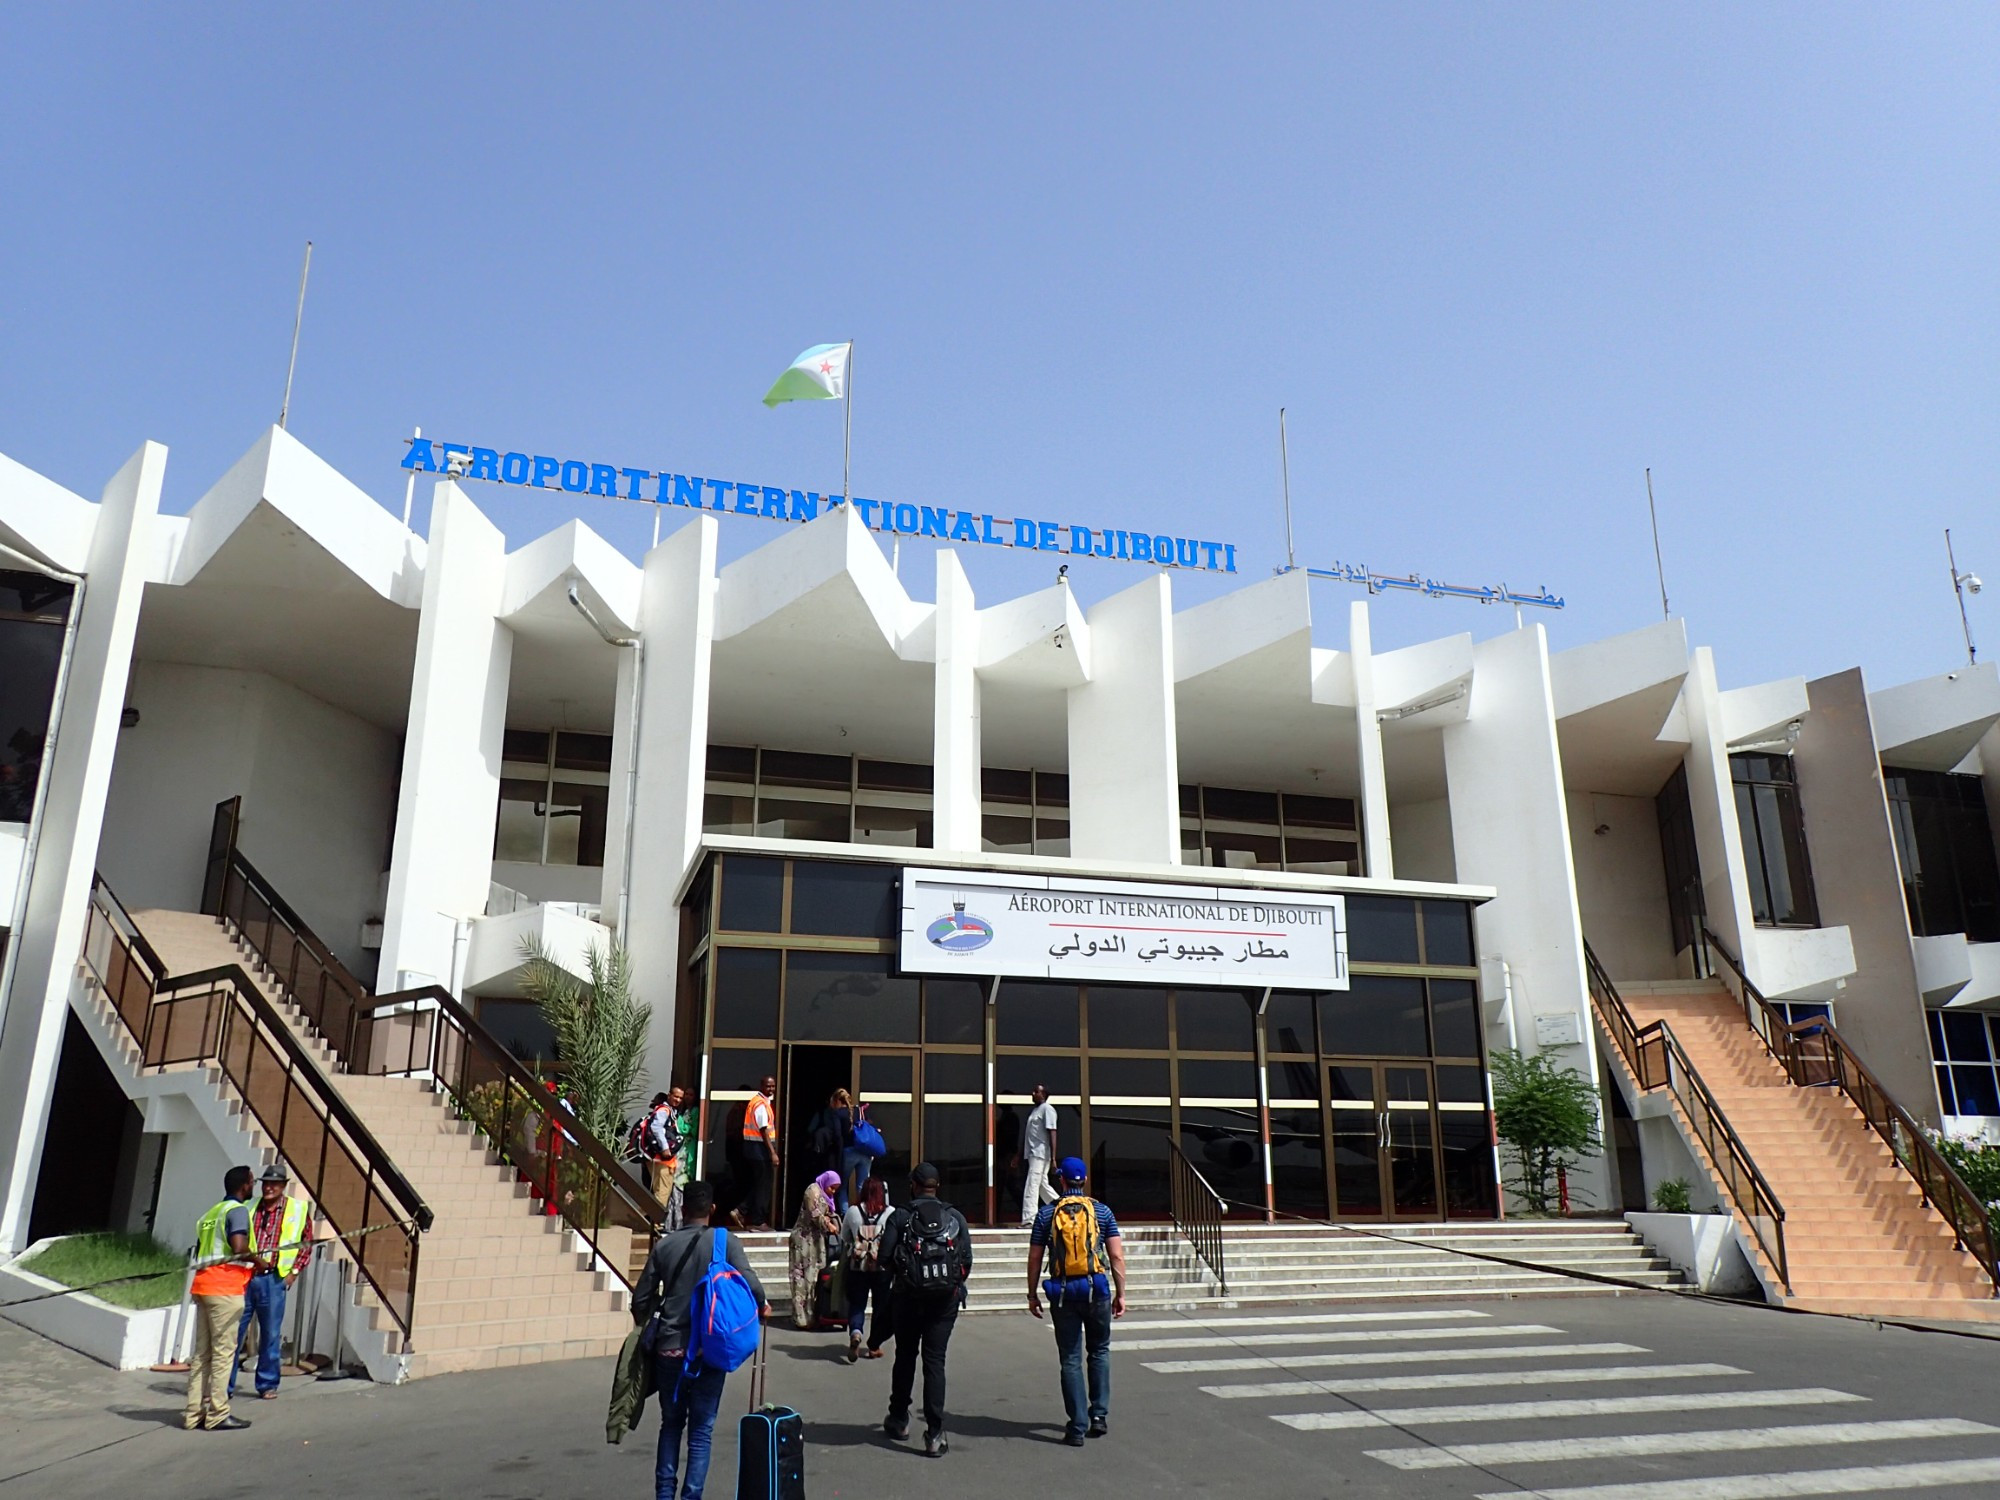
[1470,1455,2000,1500]
[1369,1418,2000,1470]
[1118,1323,1562,1352]
[1117,1308,1489,1331]
[1203,1362,1741,1399]
[1271,1387,1862,1430]
[1147,1340,1646,1374]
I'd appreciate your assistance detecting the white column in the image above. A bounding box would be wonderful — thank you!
[0,443,164,1250]
[1067,573,1179,865]
[600,644,640,925]
[378,483,512,994]
[1680,646,1757,968]
[624,516,718,1084]
[1441,625,1607,1206]
[932,549,981,853]
[1348,600,1395,879]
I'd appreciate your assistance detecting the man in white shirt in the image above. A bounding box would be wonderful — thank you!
[1013,1084,1060,1227]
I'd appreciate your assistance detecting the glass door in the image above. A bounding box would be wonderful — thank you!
[1325,1061,1443,1221]
[854,1049,918,1205]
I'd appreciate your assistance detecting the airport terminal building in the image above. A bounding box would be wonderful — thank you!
[5,427,2000,1359]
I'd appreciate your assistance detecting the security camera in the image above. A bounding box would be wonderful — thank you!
[443,451,471,478]
[1968,575,1984,595]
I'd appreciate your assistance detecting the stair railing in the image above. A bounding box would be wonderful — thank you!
[1701,928,1999,1296]
[83,875,433,1346]
[1583,941,1790,1290]
[1166,1139,1229,1295]
[199,799,662,1287]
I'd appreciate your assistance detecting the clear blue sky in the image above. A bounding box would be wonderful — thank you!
[4,7,1995,687]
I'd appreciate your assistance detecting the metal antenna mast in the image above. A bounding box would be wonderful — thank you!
[1645,467,1669,621]
[279,241,313,430]
[1279,407,1296,570]
[1948,527,1980,665]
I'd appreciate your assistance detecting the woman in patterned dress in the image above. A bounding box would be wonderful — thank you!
[788,1169,842,1329]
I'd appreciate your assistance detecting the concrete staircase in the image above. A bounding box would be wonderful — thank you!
[737,1217,1676,1316]
[1613,979,2000,1322]
[128,909,634,1379]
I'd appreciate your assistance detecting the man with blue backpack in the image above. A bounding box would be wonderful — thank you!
[631,1182,771,1500]
[1026,1157,1127,1447]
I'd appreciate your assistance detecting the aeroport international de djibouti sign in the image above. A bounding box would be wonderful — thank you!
[401,437,1243,575]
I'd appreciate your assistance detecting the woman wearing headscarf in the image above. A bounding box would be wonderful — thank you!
[788,1169,843,1329]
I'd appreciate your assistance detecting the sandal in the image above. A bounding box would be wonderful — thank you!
[864,1347,884,1359]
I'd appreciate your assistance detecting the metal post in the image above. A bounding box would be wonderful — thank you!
[1948,528,1978,665]
[1279,408,1296,571]
[1645,468,1669,622]
[842,340,853,507]
[279,241,313,430]
[400,426,421,526]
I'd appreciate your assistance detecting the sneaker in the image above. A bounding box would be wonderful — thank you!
[924,1430,949,1457]
[1063,1431,1087,1447]
[883,1417,909,1441]
[1088,1418,1108,1438]
[204,1416,252,1431]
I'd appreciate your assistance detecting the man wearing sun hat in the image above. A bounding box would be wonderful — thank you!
[1026,1156,1126,1446]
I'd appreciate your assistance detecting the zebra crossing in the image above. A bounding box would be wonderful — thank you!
[1118,1303,2000,1497]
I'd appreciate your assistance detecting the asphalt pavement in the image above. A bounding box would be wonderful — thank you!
[6,1288,2000,1499]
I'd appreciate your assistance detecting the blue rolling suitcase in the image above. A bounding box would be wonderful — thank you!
[737,1329,805,1500]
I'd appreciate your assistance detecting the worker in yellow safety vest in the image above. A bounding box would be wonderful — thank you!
[229,1162,315,1401]
[185,1165,263,1430]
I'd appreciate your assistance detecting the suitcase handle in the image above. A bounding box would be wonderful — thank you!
[748,1322,768,1413]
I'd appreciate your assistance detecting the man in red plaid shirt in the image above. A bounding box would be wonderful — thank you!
[229,1164,314,1400]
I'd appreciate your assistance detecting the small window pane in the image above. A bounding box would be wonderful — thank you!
[983,814,1034,855]
[704,791,754,836]
[1422,901,1476,967]
[783,952,918,1042]
[708,1046,775,1092]
[1927,1009,1947,1060]
[1441,1115,1499,1217]
[719,856,784,932]
[1270,1107,1327,1219]
[1436,1065,1486,1104]
[790,862,897,937]
[858,759,930,793]
[982,767,1032,804]
[493,778,545,862]
[1089,1056,1170,1097]
[554,731,613,772]
[707,744,757,781]
[0,571,73,621]
[924,980,986,1046]
[1265,991,1318,1055]
[923,1052,984,1095]
[1087,985,1169,1051]
[1935,1066,1959,1115]
[996,1053,1079,1099]
[1943,1012,1993,1063]
[1178,1057,1258,1099]
[1179,1105,1262,1210]
[1204,830,1282,871]
[475,999,558,1064]
[853,803,930,847]
[1429,979,1482,1058]
[502,729,550,763]
[1283,793,1357,831]
[1093,1102,1173,1217]
[996,981,1080,1049]
[1950,1065,2000,1117]
[1283,835,1357,875]
[1034,817,1070,857]
[1346,896,1420,964]
[1179,785,1201,817]
[712,948,781,1039]
[1035,772,1070,807]
[1175,989,1256,1053]
[1321,976,1428,1056]
[1267,1054,1321,1102]
[547,780,608,867]
[760,749,850,789]
[755,797,850,843]
[1203,786,1279,824]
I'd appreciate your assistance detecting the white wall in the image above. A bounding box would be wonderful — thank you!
[1566,790,1676,981]
[1387,796,1456,882]
[98,662,399,972]
[1068,575,1180,864]
[490,860,606,908]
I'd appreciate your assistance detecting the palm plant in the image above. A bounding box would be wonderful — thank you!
[517,934,650,1147]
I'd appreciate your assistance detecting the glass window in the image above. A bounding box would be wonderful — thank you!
[1885,768,2000,942]
[0,605,65,823]
[1347,896,1420,963]
[1321,976,1428,1056]
[1282,835,1357,875]
[922,1052,984,1096]
[1269,1107,1327,1219]
[759,749,850,789]
[1942,1011,1993,1062]
[1175,988,1256,1053]
[924,1104,985,1206]
[783,952,918,1043]
[1034,815,1070,858]
[547,780,608,867]
[1283,793,1357,831]
[790,862,897,937]
[1178,1057,1258,1099]
[711,948,781,1039]
[1267,1053,1322,1104]
[755,796,850,843]
[1093,1102,1173,1216]
[554,731,613,772]
[1731,754,1819,927]
[502,728,550,763]
[1035,772,1070,807]
[1429,979,1482,1058]
[1178,1106,1262,1214]
[1265,991,1317,1056]
[493,778,545,862]
[1089,1056,1171,1097]
[475,999,558,1064]
[1422,901,1476,967]
[703,791,754,835]
[707,744,756,781]
[708,1046,775,1092]
[1441,1116,1498,1217]
[719,856,784,932]
[983,814,1034,855]
[1204,786,1279,824]
[923,980,986,1046]
[1436,1065,1487,1104]
[853,803,930,847]
[858,759,929,793]
[1087,986,1170,1051]
[1205,829,1282,871]
[0,571,73,622]
[996,1054,1080,1100]
[982,767,1032,804]
[996,981,1080,1049]
[1952,1066,2000,1116]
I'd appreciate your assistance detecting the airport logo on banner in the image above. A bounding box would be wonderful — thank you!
[899,868,1347,989]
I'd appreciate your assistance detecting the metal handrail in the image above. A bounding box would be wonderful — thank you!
[1583,941,1790,1290]
[1166,1139,1229,1295]
[1702,928,1999,1296]
[83,876,432,1346]
[200,798,661,1287]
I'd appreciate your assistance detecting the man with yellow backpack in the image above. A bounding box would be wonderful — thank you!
[1025,1157,1127,1448]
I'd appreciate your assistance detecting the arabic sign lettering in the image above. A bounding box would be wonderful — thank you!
[898,869,1347,989]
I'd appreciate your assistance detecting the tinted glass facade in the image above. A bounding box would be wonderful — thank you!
[1730,754,1819,927]
[0,571,73,825]
[1885,768,2000,943]
[680,852,1493,1226]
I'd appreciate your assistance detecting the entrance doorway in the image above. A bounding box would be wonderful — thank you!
[1326,1060,1441,1220]
[780,1044,920,1223]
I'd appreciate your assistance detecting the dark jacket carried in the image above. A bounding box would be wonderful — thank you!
[608,1225,768,1444]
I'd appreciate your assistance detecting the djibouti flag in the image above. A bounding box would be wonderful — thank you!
[762,342,851,406]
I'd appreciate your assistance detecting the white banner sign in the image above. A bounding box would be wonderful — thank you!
[898,868,1347,989]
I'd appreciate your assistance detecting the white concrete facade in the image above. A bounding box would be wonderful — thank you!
[5,424,2000,1245]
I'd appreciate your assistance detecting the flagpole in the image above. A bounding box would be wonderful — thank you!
[842,340,853,506]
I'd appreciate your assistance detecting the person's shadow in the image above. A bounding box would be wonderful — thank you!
[804,1416,1068,1450]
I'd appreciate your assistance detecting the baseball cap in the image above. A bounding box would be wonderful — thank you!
[1057,1156,1088,1186]
[910,1161,942,1186]
[259,1163,290,1184]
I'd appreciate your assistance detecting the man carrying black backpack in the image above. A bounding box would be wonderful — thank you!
[878,1161,972,1458]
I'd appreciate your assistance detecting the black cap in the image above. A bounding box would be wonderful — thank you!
[910,1161,941,1186]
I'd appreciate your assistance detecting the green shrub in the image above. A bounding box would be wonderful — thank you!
[1651,1178,1693,1214]
[18,1232,185,1310]
[1933,1133,2000,1247]
[1490,1047,1603,1216]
